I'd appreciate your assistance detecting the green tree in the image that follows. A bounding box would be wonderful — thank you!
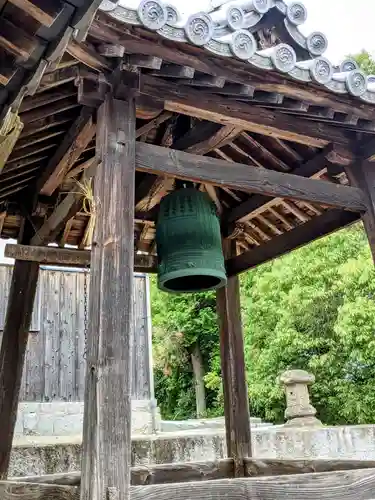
[151,279,221,419]
[241,224,375,425]
[350,50,375,74]
[152,223,375,426]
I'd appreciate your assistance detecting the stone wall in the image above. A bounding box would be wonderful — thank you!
[10,425,375,477]
[15,401,159,436]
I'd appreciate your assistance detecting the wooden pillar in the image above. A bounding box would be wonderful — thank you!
[216,241,252,477]
[345,160,375,261]
[0,259,39,478]
[80,93,135,500]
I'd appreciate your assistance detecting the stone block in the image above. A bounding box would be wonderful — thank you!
[23,412,39,435]
[36,413,55,435]
[53,413,84,436]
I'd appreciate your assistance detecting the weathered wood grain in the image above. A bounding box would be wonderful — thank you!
[129,468,375,500]
[80,94,135,500]
[345,161,375,263]
[217,241,251,476]
[135,143,366,213]
[10,468,375,500]
[226,210,360,276]
[13,459,375,487]
[0,261,39,478]
[0,481,79,500]
[36,107,95,196]
[141,75,354,158]
[4,244,157,271]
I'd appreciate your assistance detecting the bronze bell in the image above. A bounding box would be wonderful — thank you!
[156,188,227,294]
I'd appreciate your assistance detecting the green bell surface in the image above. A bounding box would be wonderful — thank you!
[156,187,227,294]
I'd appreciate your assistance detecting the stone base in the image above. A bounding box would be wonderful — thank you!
[284,416,323,427]
[15,400,160,436]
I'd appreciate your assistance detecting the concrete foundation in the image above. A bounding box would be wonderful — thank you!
[10,424,375,477]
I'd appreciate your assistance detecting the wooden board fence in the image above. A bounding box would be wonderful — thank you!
[0,265,151,402]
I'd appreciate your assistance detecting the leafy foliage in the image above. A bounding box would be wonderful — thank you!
[351,50,375,74]
[152,223,375,425]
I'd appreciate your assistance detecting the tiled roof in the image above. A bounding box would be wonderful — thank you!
[99,0,375,103]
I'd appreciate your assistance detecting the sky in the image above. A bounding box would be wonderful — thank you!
[0,1,374,264]
[301,0,375,63]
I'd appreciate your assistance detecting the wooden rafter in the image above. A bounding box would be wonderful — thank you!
[226,210,359,276]
[141,75,356,160]
[225,146,334,225]
[37,107,96,196]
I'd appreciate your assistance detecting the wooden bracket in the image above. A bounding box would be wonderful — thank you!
[76,71,111,107]
[114,65,141,100]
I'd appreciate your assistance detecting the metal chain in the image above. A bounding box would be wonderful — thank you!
[83,269,88,359]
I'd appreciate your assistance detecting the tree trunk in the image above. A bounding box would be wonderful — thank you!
[191,343,206,417]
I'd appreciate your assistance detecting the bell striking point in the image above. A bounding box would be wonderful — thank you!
[156,187,227,294]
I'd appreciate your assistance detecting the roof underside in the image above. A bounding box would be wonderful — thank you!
[0,0,370,273]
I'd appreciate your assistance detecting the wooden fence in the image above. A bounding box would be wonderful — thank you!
[0,265,152,402]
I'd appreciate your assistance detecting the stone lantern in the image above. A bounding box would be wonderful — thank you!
[279,369,322,427]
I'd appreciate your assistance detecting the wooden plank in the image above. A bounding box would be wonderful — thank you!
[37,107,95,196]
[80,94,135,500]
[141,75,354,158]
[0,260,39,478]
[0,481,79,499]
[8,0,59,26]
[226,209,360,276]
[4,244,157,271]
[135,143,367,212]
[59,271,76,401]
[14,458,375,486]
[131,468,375,500]
[217,241,251,476]
[5,468,375,499]
[43,270,60,402]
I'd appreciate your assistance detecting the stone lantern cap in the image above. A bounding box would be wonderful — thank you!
[279,369,315,386]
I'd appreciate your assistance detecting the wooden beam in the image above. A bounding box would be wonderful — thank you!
[226,209,359,276]
[171,121,242,155]
[4,467,375,499]
[4,244,157,271]
[5,467,375,499]
[345,160,375,262]
[0,260,39,478]
[0,481,78,499]
[37,107,95,196]
[135,111,173,139]
[216,241,251,476]
[80,94,135,500]
[7,0,60,26]
[141,76,354,159]
[135,143,366,213]
[12,459,375,486]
